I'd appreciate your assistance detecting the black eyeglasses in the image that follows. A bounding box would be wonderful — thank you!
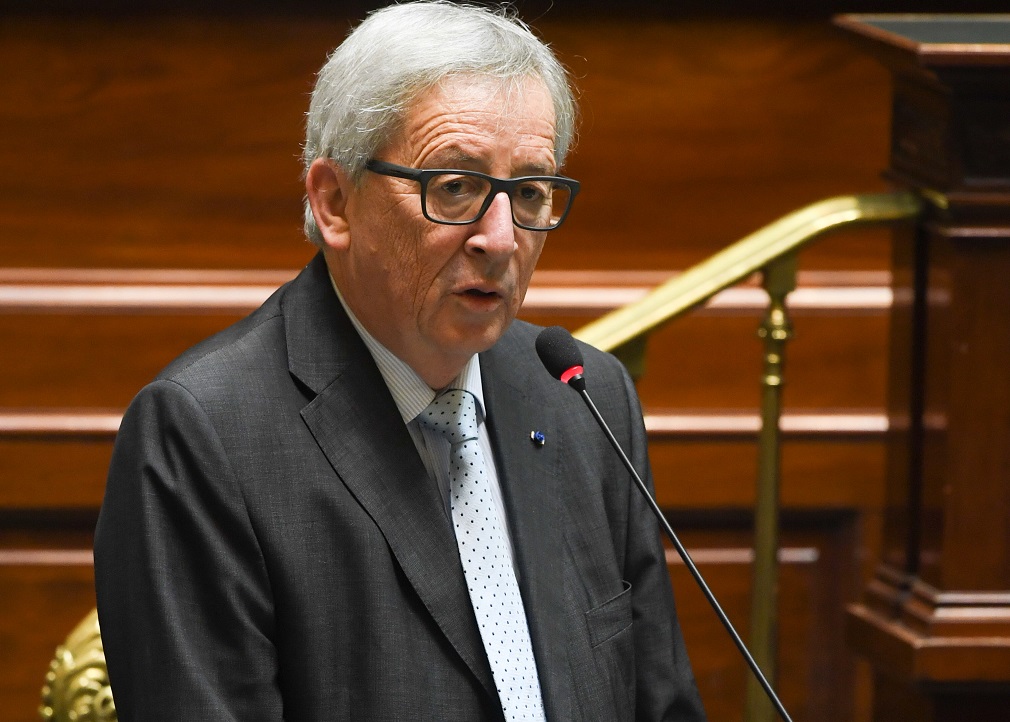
[365,159,580,231]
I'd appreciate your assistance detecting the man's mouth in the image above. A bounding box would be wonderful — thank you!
[463,288,499,298]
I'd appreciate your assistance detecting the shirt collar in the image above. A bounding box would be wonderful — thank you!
[329,274,486,425]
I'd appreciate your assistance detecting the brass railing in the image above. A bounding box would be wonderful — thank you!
[575,190,923,722]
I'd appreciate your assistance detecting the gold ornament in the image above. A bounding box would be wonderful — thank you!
[39,608,116,722]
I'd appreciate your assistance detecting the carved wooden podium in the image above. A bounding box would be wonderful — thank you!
[834,15,1010,721]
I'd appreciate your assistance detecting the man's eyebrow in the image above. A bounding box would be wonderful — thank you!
[424,150,557,176]
[514,161,557,176]
[424,149,476,168]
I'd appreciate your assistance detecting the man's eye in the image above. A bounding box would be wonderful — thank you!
[438,176,477,196]
[516,182,548,203]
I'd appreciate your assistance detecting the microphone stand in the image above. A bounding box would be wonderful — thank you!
[576,386,793,722]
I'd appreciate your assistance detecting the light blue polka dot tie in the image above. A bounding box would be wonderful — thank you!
[420,389,546,721]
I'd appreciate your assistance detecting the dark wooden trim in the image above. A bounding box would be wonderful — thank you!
[835,14,1010,66]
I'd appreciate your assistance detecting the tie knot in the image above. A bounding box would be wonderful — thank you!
[419,388,479,445]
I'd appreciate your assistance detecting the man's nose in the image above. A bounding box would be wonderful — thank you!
[466,192,517,262]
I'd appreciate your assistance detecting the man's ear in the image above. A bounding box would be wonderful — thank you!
[305,158,353,250]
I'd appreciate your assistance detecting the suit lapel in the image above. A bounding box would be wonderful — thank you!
[481,333,575,721]
[282,256,497,698]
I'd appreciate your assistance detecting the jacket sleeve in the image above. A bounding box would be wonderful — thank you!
[94,378,283,720]
[617,364,708,722]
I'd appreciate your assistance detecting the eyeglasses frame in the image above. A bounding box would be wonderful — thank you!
[364,159,580,231]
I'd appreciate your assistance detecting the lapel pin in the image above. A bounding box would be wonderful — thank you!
[529,430,546,447]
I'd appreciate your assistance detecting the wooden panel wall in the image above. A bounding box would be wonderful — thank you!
[2,2,983,719]
[0,10,898,271]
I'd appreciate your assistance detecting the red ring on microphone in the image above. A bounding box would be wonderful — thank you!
[560,365,584,385]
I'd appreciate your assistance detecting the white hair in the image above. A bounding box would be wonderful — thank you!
[302,1,577,246]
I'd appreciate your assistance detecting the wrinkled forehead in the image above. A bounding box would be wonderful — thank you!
[394,74,557,156]
[434,74,554,118]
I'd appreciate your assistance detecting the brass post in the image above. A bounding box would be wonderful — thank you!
[744,254,796,722]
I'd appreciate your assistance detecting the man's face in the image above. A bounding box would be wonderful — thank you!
[320,75,557,388]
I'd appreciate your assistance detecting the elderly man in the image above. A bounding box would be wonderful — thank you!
[94,3,705,720]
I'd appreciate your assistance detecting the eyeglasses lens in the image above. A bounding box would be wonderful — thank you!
[425,173,570,230]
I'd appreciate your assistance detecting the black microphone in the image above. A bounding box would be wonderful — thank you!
[535,325,793,722]
[535,324,587,391]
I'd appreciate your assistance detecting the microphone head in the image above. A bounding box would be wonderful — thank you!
[536,326,586,390]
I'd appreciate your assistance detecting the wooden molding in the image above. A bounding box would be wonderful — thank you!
[0,550,94,566]
[0,268,892,316]
[645,411,887,438]
[901,579,1010,637]
[0,411,121,439]
[0,409,888,441]
[847,603,1010,684]
[666,546,819,566]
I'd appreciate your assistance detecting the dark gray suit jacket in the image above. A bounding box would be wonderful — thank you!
[94,254,705,721]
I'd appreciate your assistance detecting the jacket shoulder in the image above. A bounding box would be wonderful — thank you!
[157,289,286,387]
